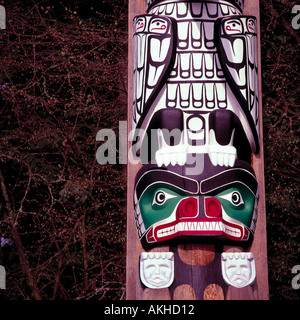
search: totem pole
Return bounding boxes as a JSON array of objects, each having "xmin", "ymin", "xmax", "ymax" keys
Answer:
[{"xmin": 127, "ymin": 0, "xmax": 268, "ymax": 300}]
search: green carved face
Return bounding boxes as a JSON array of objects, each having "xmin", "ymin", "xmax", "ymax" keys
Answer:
[
  {"xmin": 134, "ymin": 163, "xmax": 258, "ymax": 246},
  {"xmin": 137, "ymin": 181, "xmax": 256, "ymax": 244},
  {"xmin": 139, "ymin": 183, "xmax": 193, "ymax": 230}
]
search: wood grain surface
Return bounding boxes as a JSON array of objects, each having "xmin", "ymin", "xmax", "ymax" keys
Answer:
[{"xmin": 126, "ymin": 0, "xmax": 269, "ymax": 300}]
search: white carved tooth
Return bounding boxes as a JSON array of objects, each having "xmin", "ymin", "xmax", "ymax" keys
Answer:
[
  {"xmin": 171, "ymin": 153, "xmax": 177, "ymax": 166},
  {"xmin": 204, "ymin": 53, "xmax": 214, "ymax": 78},
  {"xmin": 167, "ymin": 83, "xmax": 178, "ymax": 107},
  {"xmin": 178, "ymin": 222, "xmax": 182, "ymax": 232},
  {"xmin": 192, "ymin": 53, "xmax": 203, "ymax": 77},
  {"xmin": 166, "ymin": 3, "xmax": 175, "ymax": 15},
  {"xmin": 178, "ymin": 21, "xmax": 189, "ymax": 47},
  {"xmin": 164, "ymin": 152, "xmax": 171, "ymax": 166},
  {"xmin": 179, "ymin": 83, "xmax": 190, "ymax": 108},
  {"xmin": 191, "ymin": 21, "xmax": 201, "ymax": 48},
  {"xmin": 177, "ymin": 2, "xmax": 188, "ymax": 16},
  {"xmin": 203, "ymin": 21, "xmax": 214, "ymax": 48},
  {"xmin": 180, "ymin": 53, "xmax": 191, "ymax": 77},
  {"xmin": 217, "ymin": 153, "xmax": 224, "ymax": 166},
  {"xmin": 210, "ymin": 152, "xmax": 218, "ymax": 166},
  {"xmin": 205, "ymin": 82, "xmax": 215, "ymax": 109},
  {"xmin": 215, "ymin": 82, "xmax": 226, "ymax": 108},
  {"xmin": 229, "ymin": 154, "xmax": 236, "ymax": 167},
  {"xmin": 178, "ymin": 152, "xmax": 187, "ymax": 166},
  {"xmin": 192, "ymin": 83, "xmax": 203, "ymax": 108},
  {"xmin": 156, "ymin": 152, "xmax": 164, "ymax": 167},
  {"xmin": 223, "ymin": 153, "xmax": 229, "ymax": 167},
  {"xmin": 220, "ymin": 4, "xmax": 229, "ymax": 15}
]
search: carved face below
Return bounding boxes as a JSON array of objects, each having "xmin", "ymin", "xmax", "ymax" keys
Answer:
[
  {"xmin": 221, "ymin": 252, "xmax": 256, "ymax": 288},
  {"xmin": 134, "ymin": 156, "xmax": 258, "ymax": 248},
  {"xmin": 140, "ymin": 252, "xmax": 174, "ymax": 289}
]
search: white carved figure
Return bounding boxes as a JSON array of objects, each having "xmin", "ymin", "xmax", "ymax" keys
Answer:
[
  {"xmin": 221, "ymin": 252, "xmax": 256, "ymax": 288},
  {"xmin": 140, "ymin": 252, "xmax": 174, "ymax": 288},
  {"xmin": 132, "ymin": 0, "xmax": 259, "ymax": 168}
]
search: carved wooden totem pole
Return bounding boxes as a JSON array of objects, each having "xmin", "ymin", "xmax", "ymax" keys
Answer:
[{"xmin": 127, "ymin": 0, "xmax": 268, "ymax": 300}]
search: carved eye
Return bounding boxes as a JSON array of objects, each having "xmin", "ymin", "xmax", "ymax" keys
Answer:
[
  {"xmin": 219, "ymin": 191, "xmax": 244, "ymax": 206},
  {"xmin": 135, "ymin": 17, "xmax": 145, "ymax": 33},
  {"xmin": 247, "ymin": 19, "xmax": 256, "ymax": 33},
  {"xmin": 154, "ymin": 191, "xmax": 166, "ymax": 205},
  {"xmin": 152, "ymin": 190, "xmax": 176, "ymax": 206},
  {"xmin": 224, "ymin": 20, "xmax": 243, "ymax": 34},
  {"xmin": 149, "ymin": 18, "xmax": 168, "ymax": 34},
  {"xmin": 231, "ymin": 191, "xmax": 243, "ymax": 205}
]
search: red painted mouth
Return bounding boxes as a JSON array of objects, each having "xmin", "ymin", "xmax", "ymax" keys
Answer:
[{"xmin": 146, "ymin": 218, "xmax": 248, "ymax": 243}]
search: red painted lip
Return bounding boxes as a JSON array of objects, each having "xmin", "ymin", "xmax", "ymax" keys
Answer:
[
  {"xmin": 136, "ymin": 23, "xmax": 144, "ymax": 30},
  {"xmin": 150, "ymin": 25, "xmax": 166, "ymax": 32},
  {"xmin": 146, "ymin": 218, "xmax": 247, "ymax": 243},
  {"xmin": 226, "ymin": 25, "xmax": 241, "ymax": 33}
]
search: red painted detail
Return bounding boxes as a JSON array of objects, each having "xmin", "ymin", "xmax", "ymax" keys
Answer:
[
  {"xmin": 205, "ymin": 197, "xmax": 222, "ymax": 218},
  {"xmin": 177, "ymin": 197, "xmax": 198, "ymax": 218}
]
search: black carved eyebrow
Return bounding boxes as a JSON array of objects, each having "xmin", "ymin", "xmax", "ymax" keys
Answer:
[
  {"xmin": 135, "ymin": 169, "xmax": 198, "ymax": 200},
  {"xmin": 200, "ymin": 168, "xmax": 257, "ymax": 195}
]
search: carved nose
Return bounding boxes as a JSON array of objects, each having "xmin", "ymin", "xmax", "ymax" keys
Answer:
[
  {"xmin": 205, "ymin": 197, "xmax": 222, "ymax": 217},
  {"xmin": 177, "ymin": 197, "xmax": 198, "ymax": 218}
]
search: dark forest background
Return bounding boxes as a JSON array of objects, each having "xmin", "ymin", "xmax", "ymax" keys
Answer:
[{"xmin": 0, "ymin": 0, "xmax": 299, "ymax": 300}]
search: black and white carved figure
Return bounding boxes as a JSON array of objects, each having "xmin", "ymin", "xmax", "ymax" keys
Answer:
[{"xmin": 132, "ymin": 0, "xmax": 259, "ymax": 167}]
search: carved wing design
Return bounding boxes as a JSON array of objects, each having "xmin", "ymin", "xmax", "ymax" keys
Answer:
[
  {"xmin": 217, "ymin": 16, "xmax": 259, "ymax": 153},
  {"xmin": 132, "ymin": 15, "xmax": 176, "ymax": 132}
]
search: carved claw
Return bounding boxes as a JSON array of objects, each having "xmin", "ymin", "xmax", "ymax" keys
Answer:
[
  {"xmin": 156, "ymin": 144, "xmax": 188, "ymax": 167},
  {"xmin": 156, "ymin": 129, "xmax": 188, "ymax": 167},
  {"xmin": 208, "ymin": 129, "xmax": 237, "ymax": 167}
]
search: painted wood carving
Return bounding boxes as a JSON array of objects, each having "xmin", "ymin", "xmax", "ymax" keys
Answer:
[
  {"xmin": 128, "ymin": 0, "xmax": 267, "ymax": 300},
  {"xmin": 221, "ymin": 252, "xmax": 256, "ymax": 288},
  {"xmin": 134, "ymin": 156, "xmax": 258, "ymax": 248},
  {"xmin": 140, "ymin": 252, "xmax": 174, "ymax": 288}
]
